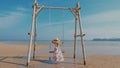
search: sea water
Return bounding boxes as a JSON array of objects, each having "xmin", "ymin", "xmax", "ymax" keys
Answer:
[{"xmin": 2, "ymin": 40, "xmax": 120, "ymax": 56}]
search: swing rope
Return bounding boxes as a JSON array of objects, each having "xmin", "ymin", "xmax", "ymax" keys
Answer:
[{"xmin": 61, "ymin": 11, "xmax": 65, "ymax": 46}]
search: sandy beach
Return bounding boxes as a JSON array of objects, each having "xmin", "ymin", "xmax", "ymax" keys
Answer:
[{"xmin": 0, "ymin": 41, "xmax": 120, "ymax": 68}]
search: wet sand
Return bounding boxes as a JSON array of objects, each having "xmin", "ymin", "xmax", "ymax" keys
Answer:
[{"xmin": 0, "ymin": 42, "xmax": 120, "ymax": 68}]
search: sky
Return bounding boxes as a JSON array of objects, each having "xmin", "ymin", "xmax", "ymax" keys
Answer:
[{"xmin": 0, "ymin": 0, "xmax": 120, "ymax": 40}]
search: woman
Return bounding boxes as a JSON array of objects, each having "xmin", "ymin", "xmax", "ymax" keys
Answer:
[{"xmin": 52, "ymin": 38, "xmax": 64, "ymax": 63}]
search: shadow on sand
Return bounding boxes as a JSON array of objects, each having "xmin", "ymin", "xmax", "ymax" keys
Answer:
[
  {"xmin": 34, "ymin": 57, "xmax": 54, "ymax": 64},
  {"xmin": 0, "ymin": 56, "xmax": 26, "ymax": 66}
]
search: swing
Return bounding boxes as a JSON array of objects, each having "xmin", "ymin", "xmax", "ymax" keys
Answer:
[
  {"xmin": 27, "ymin": 1, "xmax": 87, "ymax": 65},
  {"xmin": 49, "ymin": 10, "xmax": 65, "ymax": 53}
]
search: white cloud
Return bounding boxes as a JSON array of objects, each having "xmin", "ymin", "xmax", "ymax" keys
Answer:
[
  {"xmin": 38, "ymin": 19, "xmax": 74, "ymax": 28},
  {"xmin": 0, "ymin": 7, "xmax": 28, "ymax": 29},
  {"xmin": 83, "ymin": 10, "xmax": 120, "ymax": 24},
  {"xmin": 0, "ymin": 12, "xmax": 24, "ymax": 28},
  {"xmin": 82, "ymin": 10, "xmax": 120, "ymax": 39},
  {"xmin": 84, "ymin": 26, "xmax": 120, "ymax": 40},
  {"xmin": 16, "ymin": 7, "xmax": 29, "ymax": 12}
]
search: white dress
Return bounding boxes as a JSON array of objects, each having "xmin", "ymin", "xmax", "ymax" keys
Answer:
[{"xmin": 53, "ymin": 46, "xmax": 64, "ymax": 63}]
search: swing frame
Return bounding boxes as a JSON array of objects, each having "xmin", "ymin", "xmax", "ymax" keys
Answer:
[{"xmin": 27, "ymin": 0, "xmax": 86, "ymax": 66}]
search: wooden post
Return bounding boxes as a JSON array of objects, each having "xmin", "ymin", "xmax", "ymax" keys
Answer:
[
  {"xmin": 76, "ymin": 2, "xmax": 86, "ymax": 65},
  {"xmin": 33, "ymin": 15, "xmax": 37, "ymax": 60},
  {"xmin": 73, "ymin": 17, "xmax": 77, "ymax": 59},
  {"xmin": 27, "ymin": 0, "xmax": 37, "ymax": 66}
]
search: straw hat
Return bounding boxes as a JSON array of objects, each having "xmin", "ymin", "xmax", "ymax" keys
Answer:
[{"xmin": 52, "ymin": 38, "xmax": 60, "ymax": 45}]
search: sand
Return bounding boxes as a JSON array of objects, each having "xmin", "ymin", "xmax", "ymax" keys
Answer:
[{"xmin": 0, "ymin": 42, "xmax": 120, "ymax": 68}]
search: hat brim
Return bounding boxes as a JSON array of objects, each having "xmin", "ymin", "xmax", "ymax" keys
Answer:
[{"xmin": 52, "ymin": 39, "xmax": 60, "ymax": 44}]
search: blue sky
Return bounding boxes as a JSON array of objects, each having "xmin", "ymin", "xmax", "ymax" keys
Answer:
[{"xmin": 0, "ymin": 0, "xmax": 120, "ymax": 40}]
